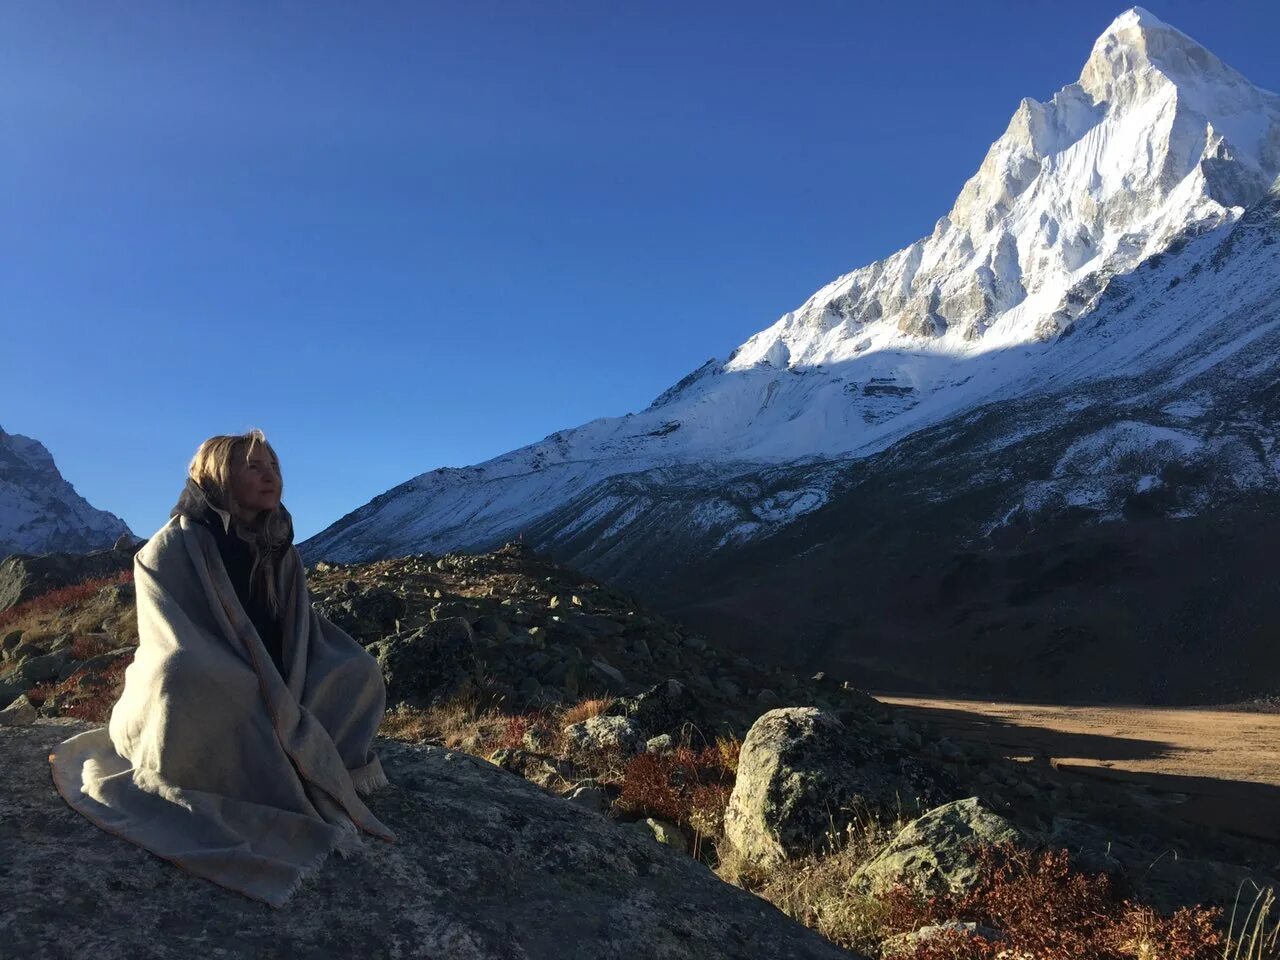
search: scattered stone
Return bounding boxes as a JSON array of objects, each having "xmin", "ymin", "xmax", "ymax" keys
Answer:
[
  {"xmin": 881, "ymin": 922, "xmax": 1004, "ymax": 952},
  {"xmin": 313, "ymin": 586, "xmax": 406, "ymax": 645},
  {"xmin": 373, "ymin": 617, "xmax": 481, "ymax": 708},
  {"xmin": 852, "ymin": 797, "xmax": 1025, "ymax": 896},
  {"xmin": 562, "ymin": 715, "xmax": 646, "ymax": 758},
  {"xmin": 604, "ymin": 679, "xmax": 702, "ymax": 740},
  {"xmin": 628, "ymin": 817, "xmax": 691, "ymax": 853},
  {"xmin": 0, "ymin": 693, "xmax": 36, "ymax": 726}
]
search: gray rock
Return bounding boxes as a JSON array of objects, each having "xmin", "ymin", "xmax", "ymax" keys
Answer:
[
  {"xmin": 431, "ymin": 600, "xmax": 480, "ymax": 623},
  {"xmin": 487, "ymin": 748, "xmax": 575, "ymax": 791},
  {"xmin": 881, "ymin": 922, "xmax": 1003, "ymax": 952},
  {"xmin": 565, "ymin": 780, "xmax": 611, "ymax": 815},
  {"xmin": 6, "ymin": 718, "xmax": 857, "ymax": 959},
  {"xmin": 604, "ymin": 679, "xmax": 702, "ymax": 740},
  {"xmin": 0, "ymin": 676, "xmax": 30, "ymax": 707},
  {"xmin": 521, "ymin": 726, "xmax": 558, "ymax": 754},
  {"xmin": 0, "ymin": 546, "xmax": 133, "ymax": 614},
  {"xmin": 9, "ymin": 641, "xmax": 48, "ymax": 664},
  {"xmin": 714, "ymin": 677, "xmax": 742, "ymax": 698},
  {"xmin": 374, "ymin": 616, "xmax": 481, "ymax": 708},
  {"xmin": 646, "ymin": 734, "xmax": 674, "ymax": 754},
  {"xmin": 562, "ymin": 715, "xmax": 646, "ymax": 758},
  {"xmin": 723, "ymin": 707, "xmax": 956, "ymax": 870},
  {"xmin": 851, "ymin": 797, "xmax": 1024, "ymax": 896},
  {"xmin": 557, "ymin": 613, "xmax": 624, "ymax": 638},
  {"xmin": 628, "ymin": 817, "xmax": 691, "ymax": 853},
  {"xmin": 19, "ymin": 650, "xmax": 70, "ymax": 684},
  {"xmin": 472, "ymin": 615, "xmax": 511, "ymax": 640},
  {"xmin": 587, "ymin": 658, "xmax": 627, "ymax": 692},
  {"xmin": 314, "ymin": 586, "xmax": 406, "ymax": 645},
  {"xmin": 0, "ymin": 693, "xmax": 36, "ymax": 726},
  {"xmin": 2, "ymin": 629, "xmax": 25, "ymax": 659}
]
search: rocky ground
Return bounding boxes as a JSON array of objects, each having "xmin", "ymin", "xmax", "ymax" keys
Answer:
[{"xmin": 2, "ymin": 540, "xmax": 1278, "ymax": 956}]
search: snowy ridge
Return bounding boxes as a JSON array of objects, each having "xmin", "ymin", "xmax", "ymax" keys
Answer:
[
  {"xmin": 726, "ymin": 6, "xmax": 1280, "ymax": 368},
  {"xmin": 302, "ymin": 8, "xmax": 1280, "ymax": 565},
  {"xmin": 0, "ymin": 426, "xmax": 135, "ymax": 557}
]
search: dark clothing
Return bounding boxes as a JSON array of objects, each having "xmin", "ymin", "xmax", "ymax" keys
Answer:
[{"xmin": 169, "ymin": 478, "xmax": 294, "ymax": 681}]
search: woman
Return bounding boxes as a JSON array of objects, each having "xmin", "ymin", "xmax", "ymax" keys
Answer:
[{"xmin": 48, "ymin": 428, "xmax": 397, "ymax": 909}]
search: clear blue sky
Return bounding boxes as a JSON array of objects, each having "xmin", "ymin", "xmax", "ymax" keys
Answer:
[{"xmin": 3, "ymin": 1, "xmax": 1278, "ymax": 543}]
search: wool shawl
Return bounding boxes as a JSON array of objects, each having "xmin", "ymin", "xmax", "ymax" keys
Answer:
[
  {"xmin": 170, "ymin": 479, "xmax": 290, "ymax": 680},
  {"xmin": 47, "ymin": 509, "xmax": 397, "ymax": 908}
]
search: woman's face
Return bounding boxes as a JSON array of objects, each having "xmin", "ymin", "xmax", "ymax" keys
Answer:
[{"xmin": 230, "ymin": 446, "xmax": 282, "ymax": 517}]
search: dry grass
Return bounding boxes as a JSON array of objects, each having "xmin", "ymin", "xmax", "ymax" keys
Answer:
[
  {"xmin": 0, "ymin": 570, "xmax": 134, "ymax": 634},
  {"xmin": 560, "ymin": 696, "xmax": 613, "ymax": 727},
  {"xmin": 378, "ymin": 687, "xmax": 617, "ymax": 761},
  {"xmin": 714, "ymin": 808, "xmax": 910, "ymax": 954},
  {"xmin": 1225, "ymin": 883, "xmax": 1280, "ymax": 959}
]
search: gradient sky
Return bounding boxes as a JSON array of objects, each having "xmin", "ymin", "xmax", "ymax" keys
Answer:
[{"xmin": 4, "ymin": 1, "xmax": 1278, "ymax": 543}]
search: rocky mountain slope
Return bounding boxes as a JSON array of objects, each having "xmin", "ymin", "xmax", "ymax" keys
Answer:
[
  {"xmin": 4, "ymin": 544, "xmax": 1277, "ymax": 955},
  {"xmin": 0, "ymin": 425, "xmax": 134, "ymax": 557}
]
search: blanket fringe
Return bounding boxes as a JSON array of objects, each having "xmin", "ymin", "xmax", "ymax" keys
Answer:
[{"xmin": 349, "ymin": 752, "xmax": 390, "ymax": 797}]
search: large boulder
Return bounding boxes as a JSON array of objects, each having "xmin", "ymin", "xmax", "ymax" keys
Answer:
[
  {"xmin": 6, "ymin": 718, "xmax": 859, "ymax": 959},
  {"xmin": 723, "ymin": 707, "xmax": 956, "ymax": 869},
  {"xmin": 603, "ymin": 679, "xmax": 704, "ymax": 740},
  {"xmin": 313, "ymin": 585, "xmax": 406, "ymax": 646},
  {"xmin": 370, "ymin": 617, "xmax": 481, "ymax": 708},
  {"xmin": 0, "ymin": 541, "xmax": 138, "ymax": 614},
  {"xmin": 851, "ymin": 797, "xmax": 1025, "ymax": 896}
]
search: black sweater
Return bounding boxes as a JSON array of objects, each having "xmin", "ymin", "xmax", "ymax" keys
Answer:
[{"xmin": 170, "ymin": 480, "xmax": 291, "ymax": 681}]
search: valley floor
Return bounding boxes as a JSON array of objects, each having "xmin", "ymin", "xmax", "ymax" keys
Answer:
[{"xmin": 877, "ymin": 695, "xmax": 1280, "ymax": 844}]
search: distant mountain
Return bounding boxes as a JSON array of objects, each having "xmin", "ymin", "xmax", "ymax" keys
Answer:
[
  {"xmin": 301, "ymin": 8, "xmax": 1280, "ymax": 703},
  {"xmin": 0, "ymin": 425, "xmax": 134, "ymax": 557}
]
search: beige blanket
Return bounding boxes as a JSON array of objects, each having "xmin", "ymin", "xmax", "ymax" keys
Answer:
[{"xmin": 48, "ymin": 515, "xmax": 397, "ymax": 908}]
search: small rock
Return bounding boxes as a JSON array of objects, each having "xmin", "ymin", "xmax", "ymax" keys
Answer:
[
  {"xmin": 628, "ymin": 817, "xmax": 690, "ymax": 853},
  {"xmin": 0, "ymin": 694, "xmax": 36, "ymax": 726},
  {"xmin": 646, "ymin": 734, "xmax": 674, "ymax": 754}
]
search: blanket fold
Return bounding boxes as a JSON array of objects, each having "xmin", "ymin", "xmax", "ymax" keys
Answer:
[{"xmin": 48, "ymin": 513, "xmax": 396, "ymax": 908}]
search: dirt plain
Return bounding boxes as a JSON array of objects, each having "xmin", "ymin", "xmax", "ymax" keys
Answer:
[{"xmin": 877, "ymin": 695, "xmax": 1280, "ymax": 845}]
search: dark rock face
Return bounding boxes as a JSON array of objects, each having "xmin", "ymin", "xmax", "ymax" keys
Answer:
[
  {"xmin": 312, "ymin": 584, "xmax": 407, "ymax": 646},
  {"xmin": 0, "ymin": 541, "xmax": 138, "ymax": 614},
  {"xmin": 604, "ymin": 679, "xmax": 706, "ymax": 740},
  {"xmin": 6, "ymin": 718, "xmax": 861, "ymax": 960},
  {"xmin": 370, "ymin": 616, "xmax": 482, "ymax": 709}
]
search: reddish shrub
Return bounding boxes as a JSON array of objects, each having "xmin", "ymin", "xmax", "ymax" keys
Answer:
[
  {"xmin": 616, "ymin": 741, "xmax": 736, "ymax": 833},
  {"xmin": 0, "ymin": 569, "xmax": 134, "ymax": 631},
  {"xmin": 495, "ymin": 712, "xmax": 535, "ymax": 750},
  {"xmin": 24, "ymin": 654, "xmax": 132, "ymax": 723},
  {"xmin": 880, "ymin": 842, "xmax": 1224, "ymax": 960},
  {"xmin": 64, "ymin": 656, "xmax": 131, "ymax": 722},
  {"xmin": 69, "ymin": 633, "xmax": 116, "ymax": 661}
]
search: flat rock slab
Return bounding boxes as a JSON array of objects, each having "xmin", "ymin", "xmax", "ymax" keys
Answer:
[{"xmin": 3, "ymin": 719, "xmax": 860, "ymax": 959}]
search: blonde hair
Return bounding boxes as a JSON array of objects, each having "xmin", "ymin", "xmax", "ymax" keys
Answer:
[{"xmin": 187, "ymin": 427, "xmax": 292, "ymax": 616}]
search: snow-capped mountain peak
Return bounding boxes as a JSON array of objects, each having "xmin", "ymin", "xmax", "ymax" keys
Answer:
[
  {"xmin": 724, "ymin": 6, "xmax": 1280, "ymax": 373},
  {"xmin": 0, "ymin": 425, "xmax": 135, "ymax": 557},
  {"xmin": 302, "ymin": 9, "xmax": 1280, "ymax": 567}
]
